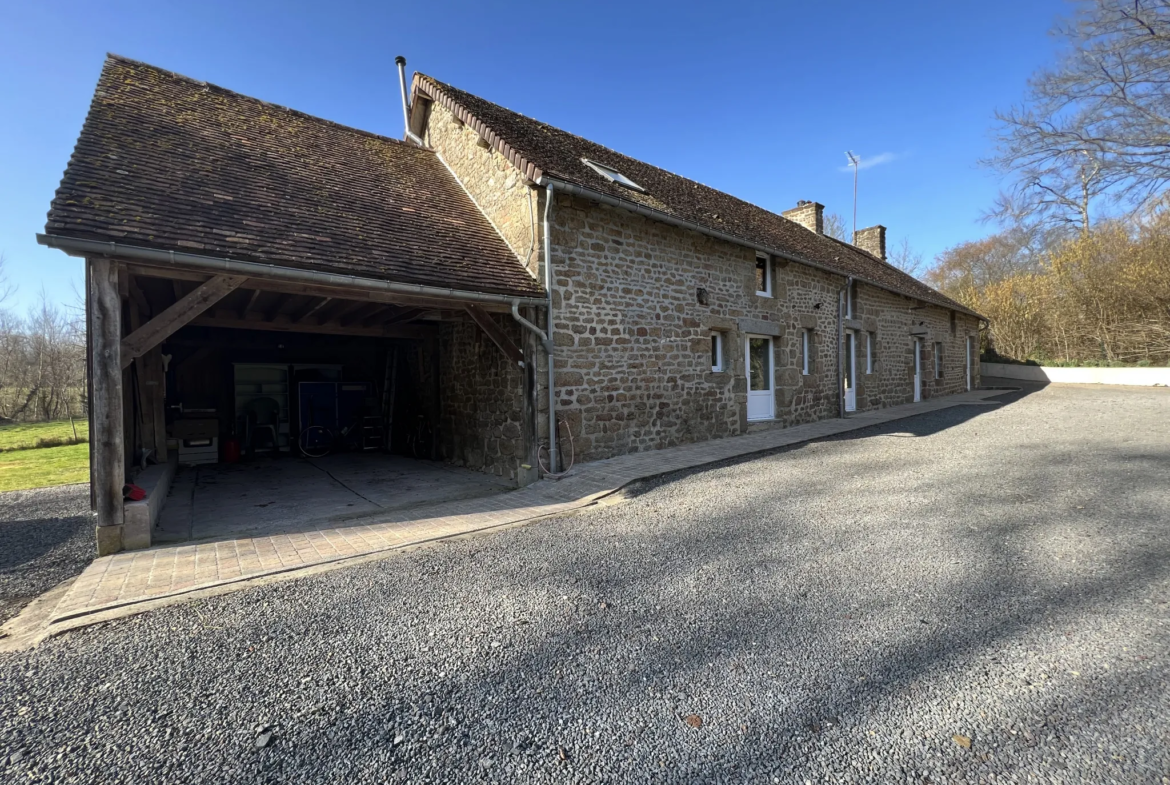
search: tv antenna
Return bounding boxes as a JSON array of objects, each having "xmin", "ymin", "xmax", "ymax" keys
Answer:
[{"xmin": 845, "ymin": 151, "xmax": 859, "ymax": 240}]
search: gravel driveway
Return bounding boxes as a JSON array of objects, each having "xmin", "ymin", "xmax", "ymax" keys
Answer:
[
  {"xmin": 2, "ymin": 384, "xmax": 1168, "ymax": 784},
  {"xmin": 0, "ymin": 484, "xmax": 93, "ymax": 624}
]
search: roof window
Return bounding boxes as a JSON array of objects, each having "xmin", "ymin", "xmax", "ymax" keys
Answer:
[{"xmin": 581, "ymin": 159, "xmax": 645, "ymax": 192}]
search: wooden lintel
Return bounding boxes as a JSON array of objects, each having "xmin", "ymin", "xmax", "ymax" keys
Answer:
[
  {"xmin": 121, "ymin": 275, "xmax": 247, "ymax": 368},
  {"xmin": 189, "ymin": 313, "xmax": 433, "ymax": 340},
  {"xmin": 122, "ymin": 264, "xmax": 513, "ymax": 313},
  {"xmin": 464, "ymin": 304, "xmax": 524, "ymax": 366}
]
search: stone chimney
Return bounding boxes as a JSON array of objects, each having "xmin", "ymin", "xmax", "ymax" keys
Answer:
[
  {"xmin": 782, "ymin": 200, "xmax": 824, "ymax": 235},
  {"xmin": 853, "ymin": 225, "xmax": 887, "ymax": 260}
]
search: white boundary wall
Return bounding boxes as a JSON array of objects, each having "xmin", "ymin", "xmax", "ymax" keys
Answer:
[{"xmin": 982, "ymin": 362, "xmax": 1170, "ymax": 387}]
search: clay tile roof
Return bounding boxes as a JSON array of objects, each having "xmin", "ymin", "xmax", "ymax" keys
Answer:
[
  {"xmin": 45, "ymin": 55, "xmax": 544, "ymax": 299},
  {"xmin": 415, "ymin": 73, "xmax": 979, "ymax": 317}
]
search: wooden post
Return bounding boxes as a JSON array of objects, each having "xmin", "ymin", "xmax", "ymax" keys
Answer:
[{"xmin": 89, "ymin": 258, "xmax": 125, "ymax": 555}]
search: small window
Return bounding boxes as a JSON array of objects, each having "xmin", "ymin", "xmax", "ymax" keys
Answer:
[
  {"xmin": 711, "ymin": 332, "xmax": 724, "ymax": 372},
  {"xmin": 581, "ymin": 159, "xmax": 645, "ymax": 192},
  {"xmin": 801, "ymin": 329, "xmax": 812, "ymax": 375},
  {"xmin": 755, "ymin": 254, "xmax": 772, "ymax": 297},
  {"xmin": 934, "ymin": 342, "xmax": 944, "ymax": 379},
  {"xmin": 866, "ymin": 331, "xmax": 875, "ymax": 374},
  {"xmin": 950, "ymin": 310, "xmax": 957, "ymax": 335}
]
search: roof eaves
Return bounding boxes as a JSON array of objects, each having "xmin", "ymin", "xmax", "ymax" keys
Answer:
[
  {"xmin": 416, "ymin": 73, "xmax": 984, "ymax": 322},
  {"xmin": 414, "ymin": 74, "xmax": 543, "ymax": 185}
]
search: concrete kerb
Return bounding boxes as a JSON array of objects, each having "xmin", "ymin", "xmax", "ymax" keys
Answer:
[{"xmin": 8, "ymin": 388, "xmax": 1012, "ymax": 647}]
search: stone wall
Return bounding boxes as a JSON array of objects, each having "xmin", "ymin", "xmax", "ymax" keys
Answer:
[
  {"xmin": 438, "ymin": 315, "xmax": 528, "ymax": 484},
  {"xmin": 423, "ymin": 100, "xmax": 540, "ymax": 278},
  {"xmin": 421, "ymin": 103, "xmax": 981, "ymax": 469}
]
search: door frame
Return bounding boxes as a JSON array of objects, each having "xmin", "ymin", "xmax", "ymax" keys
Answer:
[
  {"xmin": 844, "ymin": 329, "xmax": 857, "ymax": 413},
  {"xmin": 966, "ymin": 335, "xmax": 973, "ymax": 391},
  {"xmin": 745, "ymin": 334, "xmax": 775, "ymax": 421},
  {"xmin": 913, "ymin": 338, "xmax": 922, "ymax": 402}
]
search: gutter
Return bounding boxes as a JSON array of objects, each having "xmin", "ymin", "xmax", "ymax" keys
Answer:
[
  {"xmin": 536, "ymin": 176, "xmax": 981, "ymax": 320},
  {"xmin": 37, "ymin": 234, "xmax": 548, "ymax": 308}
]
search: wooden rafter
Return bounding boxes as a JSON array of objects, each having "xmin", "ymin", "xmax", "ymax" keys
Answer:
[
  {"xmin": 121, "ymin": 275, "xmax": 247, "ymax": 368},
  {"xmin": 341, "ymin": 302, "xmax": 386, "ymax": 327},
  {"xmin": 238, "ymin": 289, "xmax": 263, "ymax": 319},
  {"xmin": 293, "ymin": 296, "xmax": 332, "ymax": 324},
  {"xmin": 189, "ymin": 313, "xmax": 433, "ymax": 339},
  {"xmin": 464, "ymin": 304, "xmax": 524, "ymax": 366},
  {"xmin": 366, "ymin": 306, "xmax": 422, "ymax": 328},
  {"xmin": 124, "ymin": 264, "xmax": 514, "ymax": 313},
  {"xmin": 264, "ymin": 294, "xmax": 290, "ymax": 322}
]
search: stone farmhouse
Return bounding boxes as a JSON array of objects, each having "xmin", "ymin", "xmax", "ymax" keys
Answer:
[{"xmin": 41, "ymin": 55, "xmax": 982, "ymax": 555}]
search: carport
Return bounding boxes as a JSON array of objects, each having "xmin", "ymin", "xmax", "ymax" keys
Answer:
[{"xmin": 38, "ymin": 55, "xmax": 551, "ymax": 555}]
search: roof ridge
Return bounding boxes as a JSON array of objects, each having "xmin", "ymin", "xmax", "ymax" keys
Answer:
[
  {"xmin": 413, "ymin": 70, "xmax": 980, "ymax": 318},
  {"xmin": 104, "ymin": 54, "xmax": 418, "ymax": 152}
]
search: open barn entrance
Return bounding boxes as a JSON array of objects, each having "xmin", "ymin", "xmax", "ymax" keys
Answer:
[{"xmin": 100, "ymin": 263, "xmax": 538, "ymax": 550}]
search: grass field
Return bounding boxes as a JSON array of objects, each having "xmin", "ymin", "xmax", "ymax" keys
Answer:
[{"xmin": 0, "ymin": 420, "xmax": 90, "ymax": 492}]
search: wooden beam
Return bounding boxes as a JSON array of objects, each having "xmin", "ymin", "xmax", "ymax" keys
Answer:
[
  {"xmin": 341, "ymin": 302, "xmax": 386, "ymax": 327},
  {"xmin": 292, "ymin": 296, "xmax": 332, "ymax": 324},
  {"xmin": 189, "ymin": 313, "xmax": 433, "ymax": 339},
  {"xmin": 264, "ymin": 294, "xmax": 290, "ymax": 322},
  {"xmin": 122, "ymin": 263, "xmax": 515, "ymax": 313},
  {"xmin": 323, "ymin": 299, "xmax": 369, "ymax": 325},
  {"xmin": 127, "ymin": 275, "xmax": 152, "ymax": 318},
  {"xmin": 465, "ymin": 304, "xmax": 524, "ymax": 366},
  {"xmin": 366, "ymin": 306, "xmax": 423, "ymax": 328},
  {"xmin": 120, "ymin": 275, "xmax": 246, "ymax": 369},
  {"xmin": 238, "ymin": 289, "xmax": 262, "ymax": 319},
  {"xmin": 89, "ymin": 258, "xmax": 125, "ymax": 551}
]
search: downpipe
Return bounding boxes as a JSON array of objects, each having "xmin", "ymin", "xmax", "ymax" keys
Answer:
[{"xmin": 543, "ymin": 183, "xmax": 558, "ymax": 473}]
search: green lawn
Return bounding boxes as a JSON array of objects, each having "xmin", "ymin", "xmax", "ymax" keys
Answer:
[
  {"xmin": 0, "ymin": 421, "xmax": 90, "ymax": 492},
  {"xmin": 0, "ymin": 419, "xmax": 89, "ymax": 451}
]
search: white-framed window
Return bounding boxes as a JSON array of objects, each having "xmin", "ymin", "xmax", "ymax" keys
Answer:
[
  {"xmin": 801, "ymin": 329, "xmax": 812, "ymax": 375},
  {"xmin": 581, "ymin": 159, "xmax": 645, "ymax": 192},
  {"xmin": 710, "ymin": 332, "xmax": 724, "ymax": 372},
  {"xmin": 934, "ymin": 342, "xmax": 944, "ymax": 379},
  {"xmin": 866, "ymin": 331, "xmax": 874, "ymax": 374},
  {"xmin": 755, "ymin": 253, "xmax": 772, "ymax": 297}
]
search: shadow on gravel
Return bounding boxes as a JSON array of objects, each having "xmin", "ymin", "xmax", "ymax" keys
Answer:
[
  {"xmin": 391, "ymin": 427, "xmax": 1169, "ymax": 779},
  {"xmin": 620, "ymin": 383, "xmax": 1048, "ymax": 501}
]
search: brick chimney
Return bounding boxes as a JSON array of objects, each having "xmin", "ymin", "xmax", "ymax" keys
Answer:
[
  {"xmin": 854, "ymin": 225, "xmax": 887, "ymax": 260},
  {"xmin": 782, "ymin": 200, "xmax": 824, "ymax": 235}
]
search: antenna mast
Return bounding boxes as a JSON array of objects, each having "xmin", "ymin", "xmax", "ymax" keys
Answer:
[{"xmin": 845, "ymin": 151, "xmax": 859, "ymax": 239}]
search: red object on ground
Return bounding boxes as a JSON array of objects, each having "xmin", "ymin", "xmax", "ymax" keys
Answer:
[
  {"xmin": 122, "ymin": 483, "xmax": 146, "ymax": 501},
  {"xmin": 222, "ymin": 438, "xmax": 240, "ymax": 464}
]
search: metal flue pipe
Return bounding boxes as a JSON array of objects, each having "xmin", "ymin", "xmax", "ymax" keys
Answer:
[{"xmin": 395, "ymin": 56, "xmax": 426, "ymax": 147}]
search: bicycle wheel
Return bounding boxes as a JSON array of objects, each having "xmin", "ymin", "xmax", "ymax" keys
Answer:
[{"xmin": 299, "ymin": 425, "xmax": 333, "ymax": 458}]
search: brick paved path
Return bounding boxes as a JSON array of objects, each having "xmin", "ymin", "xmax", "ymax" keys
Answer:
[{"xmin": 39, "ymin": 389, "xmax": 1005, "ymax": 632}]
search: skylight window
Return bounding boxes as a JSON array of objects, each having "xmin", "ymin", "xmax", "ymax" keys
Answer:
[{"xmin": 581, "ymin": 159, "xmax": 645, "ymax": 192}]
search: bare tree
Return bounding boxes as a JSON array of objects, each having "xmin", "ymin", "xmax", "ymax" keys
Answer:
[
  {"xmin": 824, "ymin": 212, "xmax": 850, "ymax": 242},
  {"xmin": 888, "ymin": 238, "xmax": 926, "ymax": 278},
  {"xmin": 0, "ymin": 253, "xmax": 14, "ymax": 308},
  {"xmin": 989, "ymin": 1, "xmax": 1170, "ymax": 231}
]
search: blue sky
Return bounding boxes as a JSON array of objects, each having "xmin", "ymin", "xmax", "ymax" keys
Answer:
[{"xmin": 0, "ymin": 0, "xmax": 1068, "ymax": 312}]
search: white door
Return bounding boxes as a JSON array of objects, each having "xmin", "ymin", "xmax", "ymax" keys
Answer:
[
  {"xmin": 966, "ymin": 336, "xmax": 973, "ymax": 391},
  {"xmin": 746, "ymin": 335, "xmax": 774, "ymax": 421},
  {"xmin": 913, "ymin": 338, "xmax": 922, "ymax": 402},
  {"xmin": 844, "ymin": 330, "xmax": 857, "ymax": 412}
]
